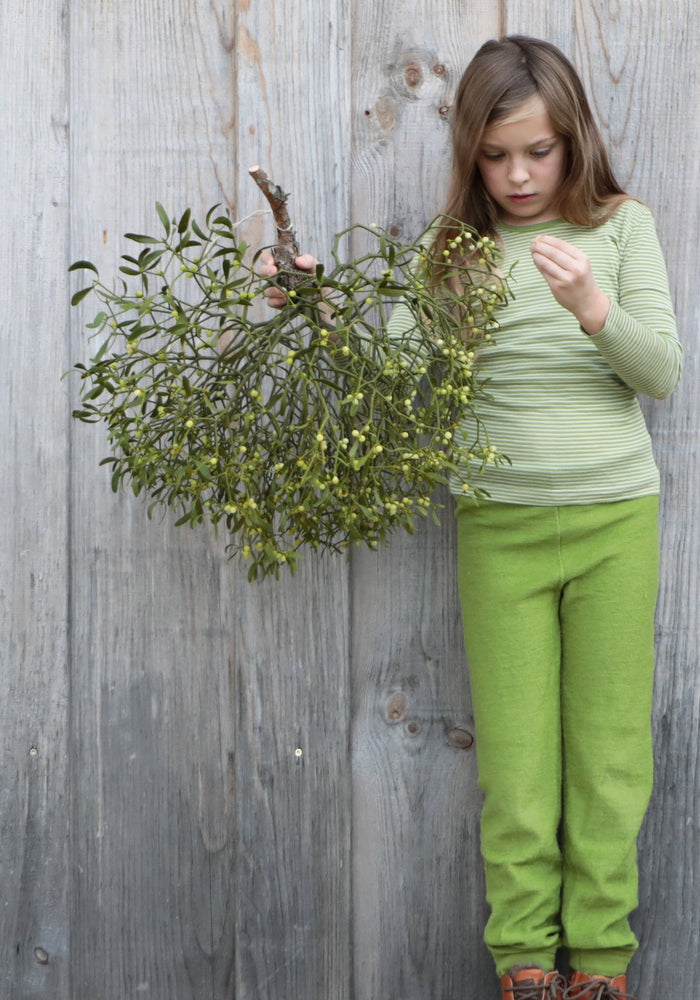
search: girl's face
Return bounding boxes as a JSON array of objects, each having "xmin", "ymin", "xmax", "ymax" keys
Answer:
[{"xmin": 476, "ymin": 94, "xmax": 567, "ymax": 226}]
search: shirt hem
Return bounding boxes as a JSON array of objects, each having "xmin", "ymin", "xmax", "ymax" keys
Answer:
[{"xmin": 450, "ymin": 486, "xmax": 661, "ymax": 507}]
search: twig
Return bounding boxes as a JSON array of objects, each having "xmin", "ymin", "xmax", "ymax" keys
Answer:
[{"xmin": 249, "ymin": 165, "xmax": 305, "ymax": 289}]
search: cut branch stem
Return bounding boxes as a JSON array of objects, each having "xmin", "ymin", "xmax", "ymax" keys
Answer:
[{"xmin": 249, "ymin": 165, "xmax": 304, "ymax": 288}]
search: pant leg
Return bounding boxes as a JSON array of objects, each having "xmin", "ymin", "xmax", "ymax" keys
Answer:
[
  {"xmin": 558, "ymin": 496, "xmax": 659, "ymax": 976},
  {"xmin": 456, "ymin": 499, "xmax": 564, "ymax": 974}
]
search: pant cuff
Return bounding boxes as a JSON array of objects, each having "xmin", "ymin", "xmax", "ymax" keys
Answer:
[
  {"xmin": 568, "ymin": 947, "xmax": 634, "ymax": 978},
  {"xmin": 494, "ymin": 951, "xmax": 559, "ymax": 977}
]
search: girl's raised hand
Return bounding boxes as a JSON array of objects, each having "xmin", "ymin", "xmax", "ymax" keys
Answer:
[
  {"xmin": 530, "ymin": 235, "xmax": 611, "ymax": 335},
  {"xmin": 259, "ymin": 250, "xmax": 319, "ymax": 310}
]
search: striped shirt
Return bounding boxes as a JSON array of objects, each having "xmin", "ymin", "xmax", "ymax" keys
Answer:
[{"xmin": 388, "ymin": 198, "xmax": 682, "ymax": 505}]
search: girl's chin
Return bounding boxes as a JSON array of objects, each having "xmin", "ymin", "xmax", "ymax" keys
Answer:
[{"xmin": 498, "ymin": 198, "xmax": 561, "ymax": 226}]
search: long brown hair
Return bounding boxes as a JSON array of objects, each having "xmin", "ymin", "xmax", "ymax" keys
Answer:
[{"xmin": 434, "ymin": 36, "xmax": 627, "ymax": 257}]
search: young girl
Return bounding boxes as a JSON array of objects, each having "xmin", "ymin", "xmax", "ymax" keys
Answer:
[{"xmin": 262, "ymin": 35, "xmax": 681, "ymax": 1000}]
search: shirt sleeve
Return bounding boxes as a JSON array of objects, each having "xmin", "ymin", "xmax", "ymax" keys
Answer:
[
  {"xmin": 385, "ymin": 298, "xmax": 419, "ymax": 341},
  {"xmin": 380, "ymin": 293, "xmax": 431, "ymax": 371},
  {"xmin": 588, "ymin": 202, "xmax": 682, "ymax": 399}
]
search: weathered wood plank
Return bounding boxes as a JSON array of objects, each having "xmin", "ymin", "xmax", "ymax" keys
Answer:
[
  {"xmin": 69, "ymin": 3, "xmax": 239, "ymax": 997},
  {"xmin": 451, "ymin": 4, "xmax": 700, "ymax": 994},
  {"xmin": 573, "ymin": 3, "xmax": 700, "ymax": 993},
  {"xmin": 351, "ymin": 3, "xmax": 700, "ymax": 995},
  {"xmin": 503, "ymin": 3, "xmax": 573, "ymax": 51},
  {"xmin": 351, "ymin": 0, "xmax": 498, "ymax": 239},
  {"xmin": 349, "ymin": 6, "xmax": 500, "ymax": 998},
  {"xmin": 0, "ymin": 3, "xmax": 70, "ymax": 997},
  {"xmin": 231, "ymin": 4, "xmax": 353, "ymax": 999},
  {"xmin": 227, "ymin": 563, "xmax": 352, "ymax": 1000}
]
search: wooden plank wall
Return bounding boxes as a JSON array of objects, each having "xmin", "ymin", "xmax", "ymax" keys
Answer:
[{"xmin": 0, "ymin": 2, "xmax": 696, "ymax": 998}]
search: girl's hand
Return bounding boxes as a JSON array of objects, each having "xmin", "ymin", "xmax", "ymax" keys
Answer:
[
  {"xmin": 530, "ymin": 235, "xmax": 611, "ymax": 335},
  {"xmin": 259, "ymin": 250, "xmax": 338, "ymax": 337},
  {"xmin": 259, "ymin": 250, "xmax": 318, "ymax": 309}
]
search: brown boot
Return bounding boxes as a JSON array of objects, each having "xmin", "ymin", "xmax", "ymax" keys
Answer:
[
  {"xmin": 501, "ymin": 966, "xmax": 566, "ymax": 1000},
  {"xmin": 564, "ymin": 971, "xmax": 633, "ymax": 1000}
]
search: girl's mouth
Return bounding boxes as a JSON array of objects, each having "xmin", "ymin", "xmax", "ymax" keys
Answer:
[{"xmin": 509, "ymin": 194, "xmax": 536, "ymax": 202}]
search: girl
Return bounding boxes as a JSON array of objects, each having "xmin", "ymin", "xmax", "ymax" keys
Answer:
[{"xmin": 262, "ymin": 35, "xmax": 681, "ymax": 1000}]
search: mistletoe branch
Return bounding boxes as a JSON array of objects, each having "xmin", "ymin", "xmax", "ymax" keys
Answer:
[
  {"xmin": 69, "ymin": 192, "xmax": 510, "ymax": 581},
  {"xmin": 249, "ymin": 165, "xmax": 305, "ymax": 288}
]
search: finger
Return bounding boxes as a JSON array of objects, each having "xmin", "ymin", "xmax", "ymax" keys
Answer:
[
  {"xmin": 531, "ymin": 255, "xmax": 562, "ymax": 280},
  {"xmin": 530, "ymin": 234, "xmax": 579, "ymax": 254},
  {"xmin": 531, "ymin": 244, "xmax": 568, "ymax": 267},
  {"xmin": 258, "ymin": 250, "xmax": 278, "ymax": 278},
  {"xmin": 263, "ymin": 288, "xmax": 288, "ymax": 310},
  {"xmin": 531, "ymin": 251, "xmax": 571, "ymax": 284},
  {"xmin": 533, "ymin": 257, "xmax": 576, "ymax": 285},
  {"xmin": 531, "ymin": 245, "xmax": 588, "ymax": 280},
  {"xmin": 531, "ymin": 240, "xmax": 574, "ymax": 264},
  {"xmin": 531, "ymin": 237, "xmax": 586, "ymax": 268},
  {"xmin": 295, "ymin": 254, "xmax": 318, "ymax": 271}
]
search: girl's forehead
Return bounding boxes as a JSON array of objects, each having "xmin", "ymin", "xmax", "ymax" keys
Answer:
[
  {"xmin": 482, "ymin": 94, "xmax": 557, "ymax": 145},
  {"xmin": 485, "ymin": 94, "xmax": 549, "ymax": 132}
]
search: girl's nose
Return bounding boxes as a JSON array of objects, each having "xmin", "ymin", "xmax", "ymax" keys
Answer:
[{"xmin": 508, "ymin": 160, "xmax": 530, "ymax": 184}]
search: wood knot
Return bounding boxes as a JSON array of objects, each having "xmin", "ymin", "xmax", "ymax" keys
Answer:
[
  {"xmin": 403, "ymin": 63, "xmax": 423, "ymax": 88},
  {"xmin": 386, "ymin": 692, "xmax": 407, "ymax": 723},
  {"xmin": 446, "ymin": 727, "xmax": 474, "ymax": 750},
  {"xmin": 373, "ymin": 95, "xmax": 396, "ymax": 133},
  {"xmin": 433, "ymin": 63, "xmax": 446, "ymax": 76}
]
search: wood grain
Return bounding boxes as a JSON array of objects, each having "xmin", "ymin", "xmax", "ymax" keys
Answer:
[
  {"xmin": 0, "ymin": 2, "xmax": 70, "ymax": 996},
  {"xmin": 349, "ymin": 5, "xmax": 499, "ymax": 998},
  {"xmin": 68, "ymin": 2, "xmax": 239, "ymax": 997},
  {"xmin": 0, "ymin": 1, "xmax": 697, "ymax": 998},
  {"xmin": 232, "ymin": 3, "xmax": 353, "ymax": 1000},
  {"xmin": 503, "ymin": 3, "xmax": 574, "ymax": 51},
  {"xmin": 575, "ymin": 6, "xmax": 700, "ymax": 990}
]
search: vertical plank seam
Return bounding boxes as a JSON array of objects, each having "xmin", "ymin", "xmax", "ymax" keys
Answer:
[
  {"xmin": 65, "ymin": 1, "xmax": 75, "ymax": 996},
  {"xmin": 342, "ymin": 5, "xmax": 357, "ymax": 997}
]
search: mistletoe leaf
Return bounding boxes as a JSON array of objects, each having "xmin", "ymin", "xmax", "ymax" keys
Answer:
[
  {"xmin": 71, "ymin": 286, "xmax": 94, "ymax": 306},
  {"xmin": 156, "ymin": 202, "xmax": 171, "ymax": 234},
  {"xmin": 125, "ymin": 233, "xmax": 158, "ymax": 245},
  {"xmin": 69, "ymin": 260, "xmax": 99, "ymax": 275}
]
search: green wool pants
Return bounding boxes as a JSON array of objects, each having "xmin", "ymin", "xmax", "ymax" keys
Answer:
[{"xmin": 455, "ymin": 495, "xmax": 659, "ymax": 977}]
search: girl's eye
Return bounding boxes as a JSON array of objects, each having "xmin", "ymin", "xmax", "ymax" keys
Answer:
[
  {"xmin": 482, "ymin": 152, "xmax": 504, "ymax": 161},
  {"xmin": 532, "ymin": 147, "xmax": 553, "ymax": 158}
]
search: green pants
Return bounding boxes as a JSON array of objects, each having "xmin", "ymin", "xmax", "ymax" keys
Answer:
[{"xmin": 455, "ymin": 496, "xmax": 659, "ymax": 977}]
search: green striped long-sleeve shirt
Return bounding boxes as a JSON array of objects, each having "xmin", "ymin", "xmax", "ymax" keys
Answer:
[{"xmin": 388, "ymin": 198, "xmax": 682, "ymax": 505}]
